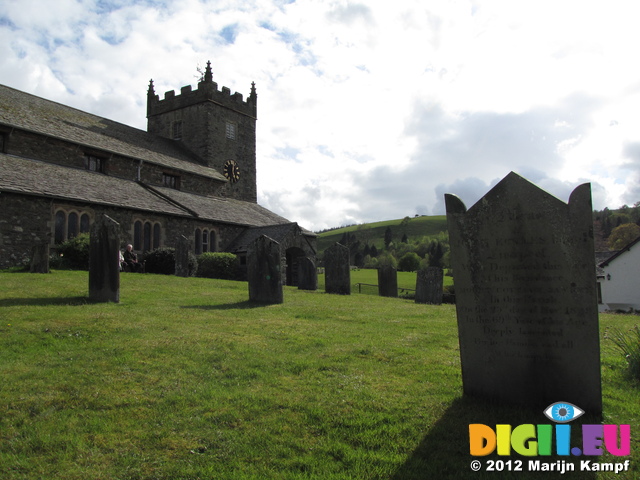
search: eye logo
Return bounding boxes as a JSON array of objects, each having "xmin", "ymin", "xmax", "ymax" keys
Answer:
[{"xmin": 543, "ymin": 402, "xmax": 585, "ymax": 423}]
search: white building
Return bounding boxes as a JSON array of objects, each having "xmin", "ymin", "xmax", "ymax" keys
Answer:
[{"xmin": 598, "ymin": 236, "xmax": 640, "ymax": 313}]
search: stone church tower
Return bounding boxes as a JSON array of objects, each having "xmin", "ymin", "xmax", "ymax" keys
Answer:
[{"xmin": 146, "ymin": 61, "xmax": 257, "ymax": 202}]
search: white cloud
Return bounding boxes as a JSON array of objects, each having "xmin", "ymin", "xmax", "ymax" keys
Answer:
[{"xmin": 1, "ymin": 0, "xmax": 639, "ymax": 231}]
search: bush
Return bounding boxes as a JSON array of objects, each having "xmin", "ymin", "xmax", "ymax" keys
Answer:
[
  {"xmin": 608, "ymin": 325, "xmax": 640, "ymax": 381},
  {"xmin": 398, "ymin": 252, "xmax": 421, "ymax": 272},
  {"xmin": 56, "ymin": 233, "xmax": 90, "ymax": 270},
  {"xmin": 376, "ymin": 252, "xmax": 397, "ymax": 269},
  {"xmin": 196, "ymin": 252, "xmax": 238, "ymax": 280},
  {"xmin": 143, "ymin": 247, "xmax": 198, "ymax": 276}
]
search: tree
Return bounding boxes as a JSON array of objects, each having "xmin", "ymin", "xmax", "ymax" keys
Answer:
[
  {"xmin": 401, "ymin": 233, "xmax": 408, "ymax": 243},
  {"xmin": 398, "ymin": 252, "xmax": 421, "ymax": 272},
  {"xmin": 608, "ymin": 223, "xmax": 640, "ymax": 250},
  {"xmin": 384, "ymin": 226, "xmax": 393, "ymax": 248}
]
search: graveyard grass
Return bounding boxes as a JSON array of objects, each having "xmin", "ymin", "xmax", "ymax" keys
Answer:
[{"xmin": 1, "ymin": 270, "xmax": 638, "ymax": 480}]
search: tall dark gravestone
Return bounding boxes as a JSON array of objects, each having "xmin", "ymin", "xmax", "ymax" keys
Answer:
[
  {"xmin": 324, "ymin": 243, "xmax": 350, "ymax": 295},
  {"xmin": 378, "ymin": 265, "xmax": 398, "ymax": 297},
  {"xmin": 298, "ymin": 256, "xmax": 318, "ymax": 291},
  {"xmin": 89, "ymin": 215, "xmax": 120, "ymax": 303},
  {"xmin": 175, "ymin": 235, "xmax": 190, "ymax": 277},
  {"xmin": 29, "ymin": 243, "xmax": 50, "ymax": 273},
  {"xmin": 415, "ymin": 267, "xmax": 443, "ymax": 305},
  {"xmin": 445, "ymin": 172, "xmax": 602, "ymax": 413},
  {"xmin": 247, "ymin": 235, "xmax": 283, "ymax": 304}
]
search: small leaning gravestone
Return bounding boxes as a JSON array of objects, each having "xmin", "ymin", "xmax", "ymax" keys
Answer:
[
  {"xmin": 445, "ymin": 172, "xmax": 602, "ymax": 413},
  {"xmin": 415, "ymin": 267, "xmax": 443, "ymax": 305},
  {"xmin": 175, "ymin": 234, "xmax": 190, "ymax": 277},
  {"xmin": 378, "ymin": 265, "xmax": 398, "ymax": 297}
]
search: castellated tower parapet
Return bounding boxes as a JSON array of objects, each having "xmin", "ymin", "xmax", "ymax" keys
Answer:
[
  {"xmin": 146, "ymin": 72, "xmax": 257, "ymax": 120},
  {"xmin": 147, "ymin": 61, "xmax": 258, "ymax": 203}
]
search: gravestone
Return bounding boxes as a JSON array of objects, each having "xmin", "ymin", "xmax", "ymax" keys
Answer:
[
  {"xmin": 29, "ymin": 243, "xmax": 50, "ymax": 273},
  {"xmin": 324, "ymin": 242, "xmax": 350, "ymax": 295},
  {"xmin": 415, "ymin": 267, "xmax": 443, "ymax": 304},
  {"xmin": 298, "ymin": 256, "xmax": 318, "ymax": 291},
  {"xmin": 175, "ymin": 235, "xmax": 190, "ymax": 277},
  {"xmin": 446, "ymin": 172, "xmax": 602, "ymax": 412},
  {"xmin": 89, "ymin": 215, "xmax": 120, "ymax": 303},
  {"xmin": 247, "ymin": 235, "xmax": 283, "ymax": 304},
  {"xmin": 378, "ymin": 265, "xmax": 398, "ymax": 297}
]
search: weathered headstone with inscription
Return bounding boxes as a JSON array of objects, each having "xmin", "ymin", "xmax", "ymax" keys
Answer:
[
  {"xmin": 415, "ymin": 267, "xmax": 443, "ymax": 304},
  {"xmin": 445, "ymin": 172, "xmax": 602, "ymax": 412},
  {"xmin": 89, "ymin": 215, "xmax": 120, "ymax": 303},
  {"xmin": 29, "ymin": 243, "xmax": 50, "ymax": 274},
  {"xmin": 298, "ymin": 256, "xmax": 318, "ymax": 291},
  {"xmin": 378, "ymin": 265, "xmax": 398, "ymax": 297},
  {"xmin": 247, "ymin": 235, "xmax": 283, "ymax": 304},
  {"xmin": 324, "ymin": 243, "xmax": 350, "ymax": 295},
  {"xmin": 175, "ymin": 234, "xmax": 190, "ymax": 277}
]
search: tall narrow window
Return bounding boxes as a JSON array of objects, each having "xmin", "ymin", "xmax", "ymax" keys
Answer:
[
  {"xmin": 80, "ymin": 214, "xmax": 91, "ymax": 234},
  {"xmin": 67, "ymin": 212, "xmax": 79, "ymax": 239},
  {"xmin": 225, "ymin": 121, "xmax": 236, "ymax": 140},
  {"xmin": 202, "ymin": 230, "xmax": 209, "ymax": 253},
  {"xmin": 0, "ymin": 133, "xmax": 6, "ymax": 153},
  {"xmin": 172, "ymin": 121, "xmax": 183, "ymax": 140}
]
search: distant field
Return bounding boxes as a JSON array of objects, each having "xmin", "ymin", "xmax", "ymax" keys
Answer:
[
  {"xmin": 1, "ymin": 270, "xmax": 637, "ymax": 479},
  {"xmin": 317, "ymin": 215, "xmax": 448, "ymax": 255}
]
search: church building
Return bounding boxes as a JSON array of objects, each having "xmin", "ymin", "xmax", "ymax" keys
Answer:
[{"xmin": 0, "ymin": 62, "xmax": 316, "ymax": 281}]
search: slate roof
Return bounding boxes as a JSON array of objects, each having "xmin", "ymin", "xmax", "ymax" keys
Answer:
[
  {"xmin": 225, "ymin": 223, "xmax": 311, "ymax": 253},
  {"xmin": 599, "ymin": 236, "xmax": 640, "ymax": 267},
  {"xmin": 0, "ymin": 84, "xmax": 226, "ymax": 182},
  {"xmin": 0, "ymin": 153, "xmax": 293, "ymax": 227}
]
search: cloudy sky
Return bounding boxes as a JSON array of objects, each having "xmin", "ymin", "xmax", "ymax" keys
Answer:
[{"xmin": 2, "ymin": 0, "xmax": 639, "ymax": 231}]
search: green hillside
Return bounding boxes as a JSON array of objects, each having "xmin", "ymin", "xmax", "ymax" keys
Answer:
[{"xmin": 317, "ymin": 215, "xmax": 448, "ymax": 256}]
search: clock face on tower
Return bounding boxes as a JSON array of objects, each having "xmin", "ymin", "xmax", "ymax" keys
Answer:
[{"xmin": 223, "ymin": 160, "xmax": 240, "ymax": 183}]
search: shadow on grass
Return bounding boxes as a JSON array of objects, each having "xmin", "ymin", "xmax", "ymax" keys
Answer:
[
  {"xmin": 0, "ymin": 296, "xmax": 89, "ymax": 307},
  {"xmin": 181, "ymin": 300, "xmax": 278, "ymax": 310},
  {"xmin": 391, "ymin": 396, "xmax": 598, "ymax": 480}
]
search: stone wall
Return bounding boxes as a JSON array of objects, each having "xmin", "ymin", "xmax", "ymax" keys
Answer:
[
  {"xmin": 0, "ymin": 191, "xmax": 258, "ymax": 268},
  {"xmin": 0, "ymin": 193, "xmax": 53, "ymax": 268}
]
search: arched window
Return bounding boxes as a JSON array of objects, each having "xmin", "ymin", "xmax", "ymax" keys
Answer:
[
  {"xmin": 67, "ymin": 212, "xmax": 79, "ymax": 239},
  {"xmin": 55, "ymin": 211, "xmax": 66, "ymax": 244},
  {"xmin": 202, "ymin": 230, "xmax": 209, "ymax": 253},
  {"xmin": 133, "ymin": 221, "xmax": 142, "ymax": 251},
  {"xmin": 80, "ymin": 214, "xmax": 91, "ymax": 233}
]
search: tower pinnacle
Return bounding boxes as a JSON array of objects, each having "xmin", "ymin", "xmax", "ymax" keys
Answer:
[{"xmin": 204, "ymin": 61, "xmax": 213, "ymax": 83}]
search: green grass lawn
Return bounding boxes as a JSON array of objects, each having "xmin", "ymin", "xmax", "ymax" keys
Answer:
[{"xmin": 0, "ymin": 270, "xmax": 637, "ymax": 479}]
